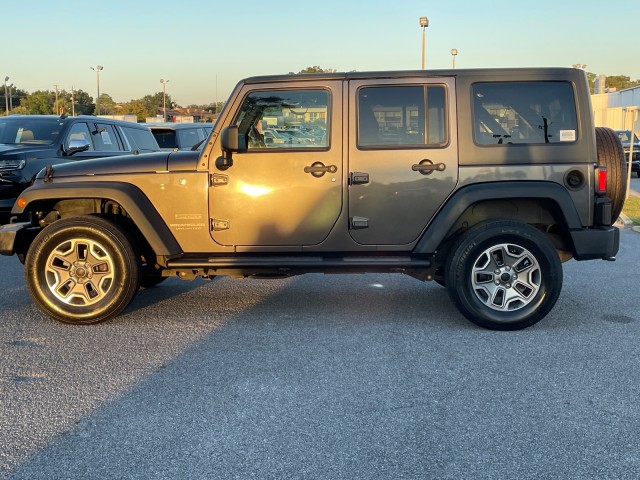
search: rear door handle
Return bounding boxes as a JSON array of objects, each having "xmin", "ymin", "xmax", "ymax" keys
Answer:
[
  {"xmin": 411, "ymin": 159, "xmax": 446, "ymax": 175},
  {"xmin": 304, "ymin": 162, "xmax": 337, "ymax": 177}
]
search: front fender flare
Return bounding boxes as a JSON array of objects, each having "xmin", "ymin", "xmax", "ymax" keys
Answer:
[{"xmin": 13, "ymin": 181, "xmax": 182, "ymax": 256}]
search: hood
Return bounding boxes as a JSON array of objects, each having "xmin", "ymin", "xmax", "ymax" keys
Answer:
[
  {"xmin": 0, "ymin": 143, "xmax": 57, "ymax": 158},
  {"xmin": 34, "ymin": 150, "xmax": 202, "ymax": 180}
]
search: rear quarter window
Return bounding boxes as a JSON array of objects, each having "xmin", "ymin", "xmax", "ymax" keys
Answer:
[
  {"xmin": 122, "ymin": 126, "xmax": 159, "ymax": 152},
  {"xmin": 472, "ymin": 81, "xmax": 578, "ymax": 146}
]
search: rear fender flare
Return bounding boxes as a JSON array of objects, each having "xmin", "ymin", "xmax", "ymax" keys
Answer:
[{"xmin": 413, "ymin": 181, "xmax": 584, "ymax": 254}]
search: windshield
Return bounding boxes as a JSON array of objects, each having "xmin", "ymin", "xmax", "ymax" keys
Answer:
[
  {"xmin": 616, "ymin": 130, "xmax": 640, "ymax": 144},
  {"xmin": 0, "ymin": 117, "xmax": 65, "ymax": 145}
]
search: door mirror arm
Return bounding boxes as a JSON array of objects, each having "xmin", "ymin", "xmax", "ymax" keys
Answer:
[{"xmin": 217, "ymin": 125, "xmax": 247, "ymax": 169}]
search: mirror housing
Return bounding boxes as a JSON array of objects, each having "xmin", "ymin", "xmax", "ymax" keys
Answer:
[
  {"xmin": 64, "ymin": 138, "xmax": 90, "ymax": 156},
  {"xmin": 217, "ymin": 125, "xmax": 247, "ymax": 169}
]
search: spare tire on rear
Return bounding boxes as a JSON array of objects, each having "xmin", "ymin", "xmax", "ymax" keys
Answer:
[{"xmin": 595, "ymin": 127, "xmax": 627, "ymax": 220}]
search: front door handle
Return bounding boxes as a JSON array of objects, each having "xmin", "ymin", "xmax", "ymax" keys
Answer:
[
  {"xmin": 304, "ymin": 162, "xmax": 338, "ymax": 178},
  {"xmin": 411, "ymin": 159, "xmax": 446, "ymax": 175}
]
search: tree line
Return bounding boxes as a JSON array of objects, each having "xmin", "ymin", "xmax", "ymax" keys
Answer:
[{"xmin": 0, "ymin": 86, "xmax": 224, "ymax": 120}]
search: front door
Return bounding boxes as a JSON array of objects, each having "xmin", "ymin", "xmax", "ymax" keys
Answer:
[
  {"xmin": 209, "ymin": 83, "xmax": 343, "ymax": 249},
  {"xmin": 348, "ymin": 78, "xmax": 458, "ymax": 245}
]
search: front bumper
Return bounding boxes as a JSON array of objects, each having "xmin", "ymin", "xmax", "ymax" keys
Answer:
[{"xmin": 0, "ymin": 222, "xmax": 36, "ymax": 256}]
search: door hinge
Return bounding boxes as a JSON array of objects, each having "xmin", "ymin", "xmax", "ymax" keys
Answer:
[
  {"xmin": 210, "ymin": 173, "xmax": 229, "ymax": 186},
  {"xmin": 349, "ymin": 172, "xmax": 369, "ymax": 185},
  {"xmin": 211, "ymin": 218, "xmax": 230, "ymax": 231},
  {"xmin": 350, "ymin": 216, "xmax": 369, "ymax": 229}
]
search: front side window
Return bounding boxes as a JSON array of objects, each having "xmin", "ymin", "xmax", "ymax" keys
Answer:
[
  {"xmin": 65, "ymin": 122, "xmax": 94, "ymax": 151},
  {"xmin": 234, "ymin": 89, "xmax": 329, "ymax": 150},
  {"xmin": 473, "ymin": 82, "xmax": 578, "ymax": 145},
  {"xmin": 357, "ymin": 85, "xmax": 447, "ymax": 148},
  {"xmin": 176, "ymin": 128, "xmax": 206, "ymax": 148}
]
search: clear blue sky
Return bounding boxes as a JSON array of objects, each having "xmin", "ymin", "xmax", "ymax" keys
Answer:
[{"xmin": 3, "ymin": 0, "xmax": 638, "ymax": 107}]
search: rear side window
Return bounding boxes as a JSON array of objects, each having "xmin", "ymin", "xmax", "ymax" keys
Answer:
[
  {"xmin": 92, "ymin": 124, "xmax": 124, "ymax": 151},
  {"xmin": 357, "ymin": 85, "xmax": 447, "ymax": 148},
  {"xmin": 472, "ymin": 82, "xmax": 578, "ymax": 145},
  {"xmin": 122, "ymin": 126, "xmax": 159, "ymax": 152}
]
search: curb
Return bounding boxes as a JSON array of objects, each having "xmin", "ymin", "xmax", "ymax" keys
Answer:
[{"xmin": 617, "ymin": 213, "xmax": 640, "ymax": 232}]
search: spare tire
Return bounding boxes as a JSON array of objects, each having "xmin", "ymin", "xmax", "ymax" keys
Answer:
[{"xmin": 595, "ymin": 127, "xmax": 627, "ymax": 220}]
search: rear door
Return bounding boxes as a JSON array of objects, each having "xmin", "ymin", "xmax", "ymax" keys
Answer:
[{"xmin": 347, "ymin": 77, "xmax": 458, "ymax": 245}]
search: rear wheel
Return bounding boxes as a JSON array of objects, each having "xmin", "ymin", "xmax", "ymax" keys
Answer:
[
  {"xmin": 445, "ymin": 220, "xmax": 562, "ymax": 330},
  {"xmin": 25, "ymin": 216, "xmax": 140, "ymax": 324}
]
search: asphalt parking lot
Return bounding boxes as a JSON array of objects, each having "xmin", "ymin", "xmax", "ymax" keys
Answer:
[{"xmin": 1, "ymin": 227, "xmax": 640, "ymax": 479}]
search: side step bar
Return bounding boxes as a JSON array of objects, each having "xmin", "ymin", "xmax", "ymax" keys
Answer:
[{"xmin": 166, "ymin": 256, "xmax": 431, "ymax": 272}]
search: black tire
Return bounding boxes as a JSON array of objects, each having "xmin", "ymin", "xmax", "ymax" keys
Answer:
[
  {"xmin": 595, "ymin": 127, "xmax": 627, "ymax": 220},
  {"xmin": 25, "ymin": 215, "xmax": 140, "ymax": 324},
  {"xmin": 445, "ymin": 220, "xmax": 562, "ymax": 330}
]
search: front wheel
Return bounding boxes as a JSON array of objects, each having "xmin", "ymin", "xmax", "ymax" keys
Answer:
[
  {"xmin": 25, "ymin": 216, "xmax": 140, "ymax": 324},
  {"xmin": 445, "ymin": 220, "xmax": 563, "ymax": 330}
]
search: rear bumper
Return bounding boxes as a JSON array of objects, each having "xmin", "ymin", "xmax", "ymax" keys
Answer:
[{"xmin": 570, "ymin": 226, "xmax": 619, "ymax": 260}]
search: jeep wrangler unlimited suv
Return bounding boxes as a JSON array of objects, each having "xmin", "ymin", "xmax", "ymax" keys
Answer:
[{"xmin": 0, "ymin": 68, "xmax": 626, "ymax": 330}]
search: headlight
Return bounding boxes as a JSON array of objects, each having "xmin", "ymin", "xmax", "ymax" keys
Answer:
[{"xmin": 0, "ymin": 158, "xmax": 26, "ymax": 171}]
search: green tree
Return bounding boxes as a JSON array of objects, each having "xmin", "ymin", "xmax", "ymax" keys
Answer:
[
  {"xmin": 16, "ymin": 90, "xmax": 56, "ymax": 114},
  {"xmin": 299, "ymin": 66, "xmax": 329, "ymax": 73},
  {"xmin": 604, "ymin": 75, "xmax": 640, "ymax": 91},
  {"xmin": 120, "ymin": 99, "xmax": 155, "ymax": 121},
  {"xmin": 97, "ymin": 93, "xmax": 117, "ymax": 115},
  {"xmin": 72, "ymin": 89, "xmax": 95, "ymax": 115}
]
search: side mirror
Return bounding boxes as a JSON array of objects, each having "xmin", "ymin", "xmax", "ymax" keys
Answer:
[
  {"xmin": 217, "ymin": 125, "xmax": 247, "ymax": 169},
  {"xmin": 63, "ymin": 138, "xmax": 90, "ymax": 156}
]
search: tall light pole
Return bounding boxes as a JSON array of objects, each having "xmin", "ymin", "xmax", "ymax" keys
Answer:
[
  {"xmin": 420, "ymin": 17, "xmax": 429, "ymax": 70},
  {"xmin": 160, "ymin": 78, "xmax": 169, "ymax": 121},
  {"xmin": 7, "ymin": 84, "xmax": 13, "ymax": 111},
  {"xmin": 451, "ymin": 48, "xmax": 458, "ymax": 69},
  {"xmin": 90, "ymin": 65, "xmax": 103, "ymax": 115},
  {"xmin": 54, "ymin": 84, "xmax": 59, "ymax": 115},
  {"xmin": 71, "ymin": 85, "xmax": 75, "ymax": 117},
  {"xmin": 4, "ymin": 76, "xmax": 9, "ymax": 115}
]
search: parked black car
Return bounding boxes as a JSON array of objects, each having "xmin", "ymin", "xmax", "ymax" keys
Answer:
[
  {"xmin": 146, "ymin": 122, "xmax": 213, "ymax": 150},
  {"xmin": 0, "ymin": 115, "xmax": 159, "ymax": 221},
  {"xmin": 615, "ymin": 130, "xmax": 640, "ymax": 177}
]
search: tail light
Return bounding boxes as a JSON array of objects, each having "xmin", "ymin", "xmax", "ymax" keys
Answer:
[{"xmin": 595, "ymin": 166, "xmax": 607, "ymax": 196}]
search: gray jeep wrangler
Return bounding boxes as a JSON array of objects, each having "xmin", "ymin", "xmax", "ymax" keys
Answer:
[{"xmin": 0, "ymin": 68, "xmax": 625, "ymax": 330}]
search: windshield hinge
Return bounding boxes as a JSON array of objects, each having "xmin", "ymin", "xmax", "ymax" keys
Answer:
[
  {"xmin": 210, "ymin": 173, "xmax": 229, "ymax": 187},
  {"xmin": 211, "ymin": 218, "xmax": 230, "ymax": 231}
]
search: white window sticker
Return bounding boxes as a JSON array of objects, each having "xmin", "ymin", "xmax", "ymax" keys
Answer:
[
  {"xmin": 559, "ymin": 130, "xmax": 576, "ymax": 142},
  {"xmin": 101, "ymin": 131, "xmax": 112, "ymax": 144}
]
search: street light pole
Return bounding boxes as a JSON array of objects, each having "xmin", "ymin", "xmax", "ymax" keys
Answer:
[
  {"xmin": 54, "ymin": 84, "xmax": 59, "ymax": 115},
  {"xmin": 160, "ymin": 79, "xmax": 170, "ymax": 121},
  {"xmin": 4, "ymin": 76, "xmax": 9, "ymax": 115},
  {"xmin": 420, "ymin": 17, "xmax": 429, "ymax": 70},
  {"xmin": 90, "ymin": 65, "xmax": 103, "ymax": 115},
  {"xmin": 451, "ymin": 48, "xmax": 458, "ymax": 69},
  {"xmin": 71, "ymin": 85, "xmax": 75, "ymax": 117}
]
